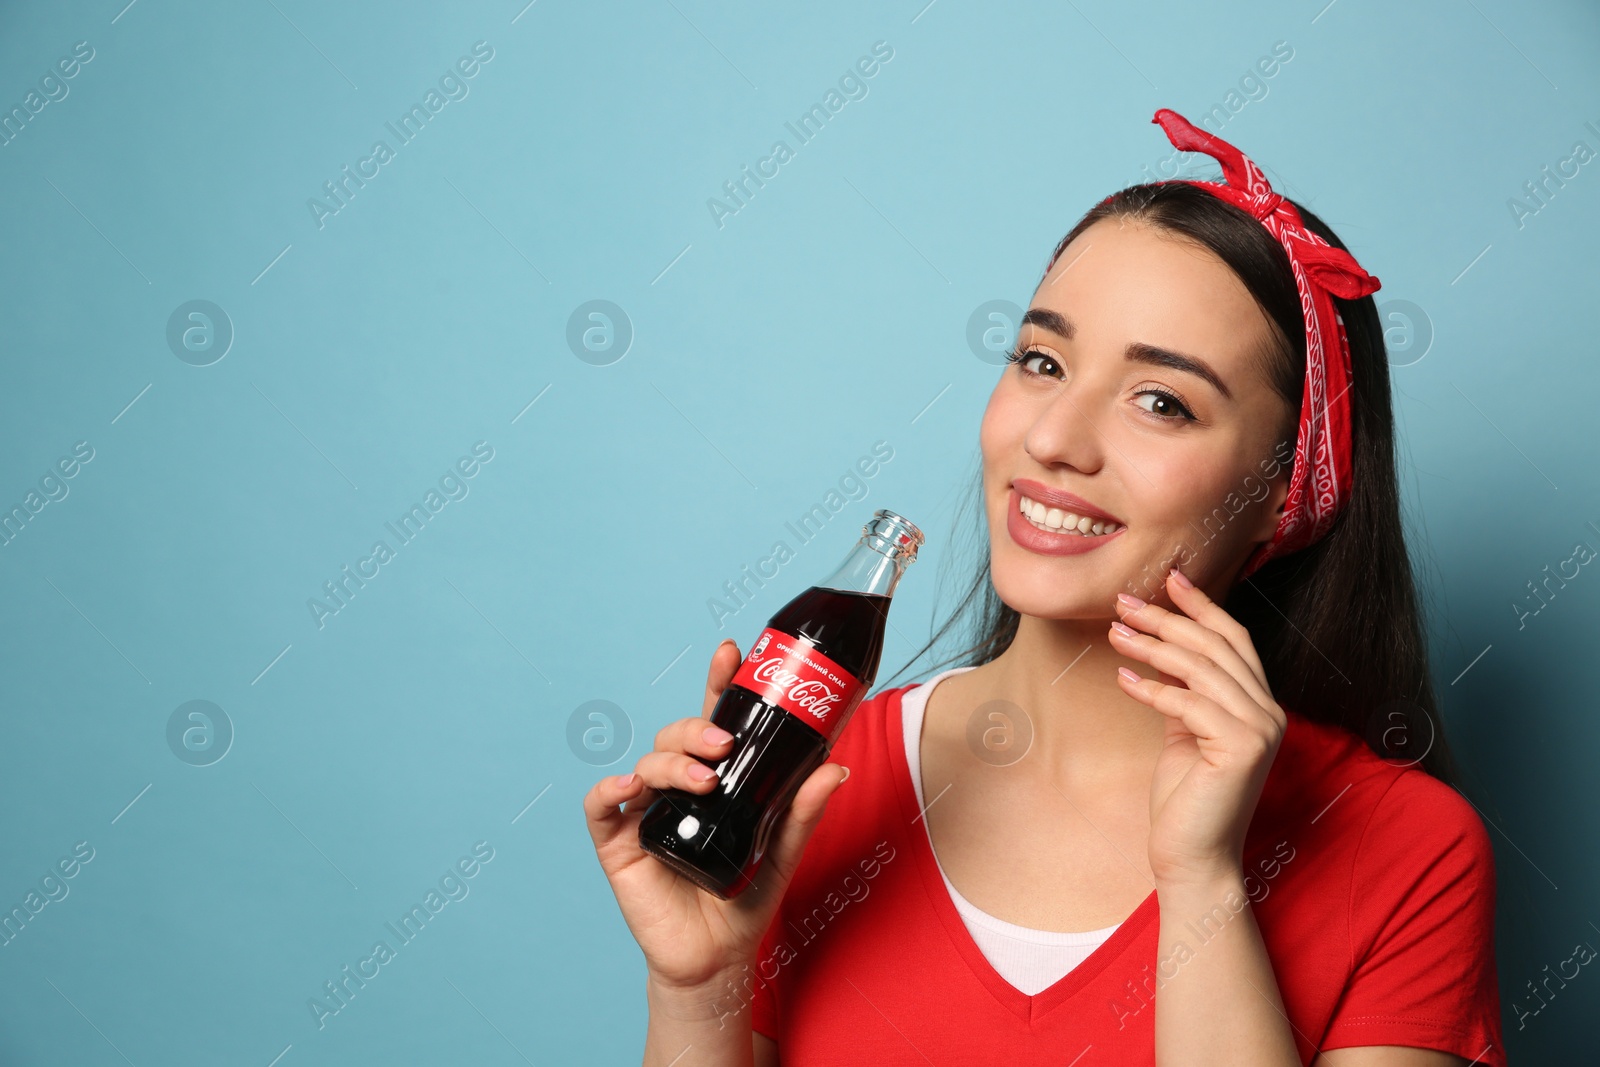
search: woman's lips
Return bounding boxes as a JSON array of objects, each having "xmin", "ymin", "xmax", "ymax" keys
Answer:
[{"xmin": 1005, "ymin": 487, "xmax": 1126, "ymax": 557}]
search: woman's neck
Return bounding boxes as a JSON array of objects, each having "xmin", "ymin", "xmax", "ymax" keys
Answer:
[{"xmin": 953, "ymin": 613, "xmax": 1168, "ymax": 778}]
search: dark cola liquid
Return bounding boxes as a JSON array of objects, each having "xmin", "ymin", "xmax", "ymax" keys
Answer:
[{"xmin": 637, "ymin": 588, "xmax": 890, "ymax": 899}]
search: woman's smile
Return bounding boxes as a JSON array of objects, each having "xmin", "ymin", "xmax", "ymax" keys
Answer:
[{"xmin": 1005, "ymin": 486, "xmax": 1127, "ymax": 556}]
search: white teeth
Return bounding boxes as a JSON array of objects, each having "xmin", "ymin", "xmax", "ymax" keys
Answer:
[{"xmin": 1018, "ymin": 494, "xmax": 1123, "ymax": 536}]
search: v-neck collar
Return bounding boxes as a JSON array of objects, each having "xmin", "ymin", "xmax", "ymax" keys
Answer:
[{"xmin": 884, "ymin": 681, "xmax": 1160, "ymax": 1026}]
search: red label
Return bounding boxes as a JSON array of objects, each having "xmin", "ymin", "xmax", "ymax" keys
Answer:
[{"xmin": 731, "ymin": 627, "xmax": 863, "ymax": 744}]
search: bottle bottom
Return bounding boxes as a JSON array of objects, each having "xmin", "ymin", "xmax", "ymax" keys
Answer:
[
  {"xmin": 637, "ymin": 788, "xmax": 760, "ymax": 899},
  {"xmin": 637, "ymin": 710, "xmax": 830, "ymax": 900},
  {"xmin": 638, "ymin": 830, "xmax": 746, "ymax": 900}
]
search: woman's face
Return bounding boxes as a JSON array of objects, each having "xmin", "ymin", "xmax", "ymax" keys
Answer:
[{"xmin": 981, "ymin": 215, "xmax": 1297, "ymax": 617}]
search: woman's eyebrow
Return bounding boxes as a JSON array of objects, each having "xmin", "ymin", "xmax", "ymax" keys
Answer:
[{"xmin": 1021, "ymin": 307, "xmax": 1234, "ymax": 402}]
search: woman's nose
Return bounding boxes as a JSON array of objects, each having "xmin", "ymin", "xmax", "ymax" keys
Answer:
[{"xmin": 1023, "ymin": 387, "xmax": 1107, "ymax": 474}]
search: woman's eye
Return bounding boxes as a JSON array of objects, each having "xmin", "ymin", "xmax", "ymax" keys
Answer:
[
  {"xmin": 1134, "ymin": 389, "xmax": 1196, "ymax": 422},
  {"xmin": 1006, "ymin": 348, "xmax": 1061, "ymax": 377}
]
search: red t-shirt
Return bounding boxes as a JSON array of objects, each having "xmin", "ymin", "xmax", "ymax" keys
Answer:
[{"xmin": 744, "ymin": 681, "xmax": 1504, "ymax": 1065}]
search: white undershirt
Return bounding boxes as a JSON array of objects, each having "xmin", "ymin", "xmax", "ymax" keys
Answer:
[{"xmin": 902, "ymin": 665, "xmax": 1121, "ymax": 996}]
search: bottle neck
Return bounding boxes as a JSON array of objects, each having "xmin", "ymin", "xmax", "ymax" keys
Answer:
[{"xmin": 815, "ymin": 536, "xmax": 910, "ymax": 599}]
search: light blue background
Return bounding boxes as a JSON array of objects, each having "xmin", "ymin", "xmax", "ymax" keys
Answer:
[{"xmin": 1, "ymin": 0, "xmax": 1595, "ymax": 1062}]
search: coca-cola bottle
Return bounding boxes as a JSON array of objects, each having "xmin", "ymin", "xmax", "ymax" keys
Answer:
[{"xmin": 638, "ymin": 509, "xmax": 924, "ymax": 899}]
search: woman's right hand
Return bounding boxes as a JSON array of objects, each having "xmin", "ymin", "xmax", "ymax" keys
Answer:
[{"xmin": 583, "ymin": 638, "xmax": 851, "ymax": 993}]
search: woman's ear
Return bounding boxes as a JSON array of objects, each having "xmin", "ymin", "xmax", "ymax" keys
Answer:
[
  {"xmin": 1246, "ymin": 415, "xmax": 1298, "ymax": 546},
  {"xmin": 1247, "ymin": 463, "xmax": 1293, "ymax": 546}
]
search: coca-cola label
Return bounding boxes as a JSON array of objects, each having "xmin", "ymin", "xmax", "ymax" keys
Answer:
[{"xmin": 731, "ymin": 627, "xmax": 863, "ymax": 743}]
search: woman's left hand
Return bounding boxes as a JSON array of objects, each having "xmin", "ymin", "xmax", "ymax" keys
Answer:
[{"xmin": 1108, "ymin": 567, "xmax": 1287, "ymax": 888}]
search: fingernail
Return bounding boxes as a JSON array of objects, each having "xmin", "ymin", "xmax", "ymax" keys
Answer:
[
  {"xmin": 1117, "ymin": 592, "xmax": 1147, "ymax": 611},
  {"xmin": 837, "ymin": 765, "xmax": 850, "ymax": 785},
  {"xmin": 688, "ymin": 763, "xmax": 715, "ymax": 781},
  {"xmin": 617, "ymin": 772, "xmax": 636, "ymax": 787},
  {"xmin": 703, "ymin": 725, "xmax": 733, "ymax": 745},
  {"xmin": 718, "ymin": 638, "xmax": 736, "ymax": 650},
  {"xmin": 1117, "ymin": 667, "xmax": 1141, "ymax": 684},
  {"xmin": 1111, "ymin": 620, "xmax": 1137, "ymax": 638},
  {"xmin": 1169, "ymin": 567, "xmax": 1194, "ymax": 589}
]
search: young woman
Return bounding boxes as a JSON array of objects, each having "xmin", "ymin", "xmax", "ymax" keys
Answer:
[{"xmin": 585, "ymin": 109, "xmax": 1504, "ymax": 1066}]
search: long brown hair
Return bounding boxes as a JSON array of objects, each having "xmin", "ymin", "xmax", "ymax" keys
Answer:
[{"xmin": 883, "ymin": 180, "xmax": 1463, "ymax": 789}]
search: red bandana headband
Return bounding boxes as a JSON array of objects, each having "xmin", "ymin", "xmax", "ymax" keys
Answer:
[{"xmin": 1073, "ymin": 108, "xmax": 1383, "ymax": 578}]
